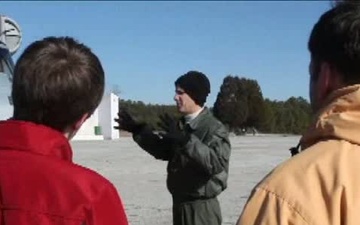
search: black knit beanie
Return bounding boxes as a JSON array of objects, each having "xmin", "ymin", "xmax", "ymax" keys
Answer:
[{"xmin": 174, "ymin": 71, "xmax": 210, "ymax": 106}]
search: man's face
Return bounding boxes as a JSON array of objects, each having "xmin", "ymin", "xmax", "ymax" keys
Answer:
[{"xmin": 173, "ymin": 86, "xmax": 198, "ymax": 115}]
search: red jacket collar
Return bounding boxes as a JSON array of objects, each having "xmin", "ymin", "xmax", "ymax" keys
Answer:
[{"xmin": 0, "ymin": 120, "xmax": 73, "ymax": 161}]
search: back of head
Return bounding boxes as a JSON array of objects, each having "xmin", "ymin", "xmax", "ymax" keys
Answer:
[
  {"xmin": 308, "ymin": 0, "xmax": 360, "ymax": 84},
  {"xmin": 12, "ymin": 36, "xmax": 104, "ymax": 131},
  {"xmin": 174, "ymin": 71, "xmax": 211, "ymax": 107}
]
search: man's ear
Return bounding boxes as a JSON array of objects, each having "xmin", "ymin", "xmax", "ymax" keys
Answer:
[
  {"xmin": 64, "ymin": 113, "xmax": 90, "ymax": 140},
  {"xmin": 317, "ymin": 62, "xmax": 343, "ymax": 99},
  {"xmin": 73, "ymin": 113, "xmax": 90, "ymax": 131}
]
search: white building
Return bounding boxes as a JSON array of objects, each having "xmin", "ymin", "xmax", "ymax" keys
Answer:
[{"xmin": 73, "ymin": 92, "xmax": 120, "ymax": 140}]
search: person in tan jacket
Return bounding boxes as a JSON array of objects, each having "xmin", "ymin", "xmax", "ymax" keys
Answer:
[{"xmin": 237, "ymin": 1, "xmax": 360, "ymax": 225}]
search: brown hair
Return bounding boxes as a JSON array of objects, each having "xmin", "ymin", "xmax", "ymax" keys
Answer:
[{"xmin": 12, "ymin": 36, "xmax": 104, "ymax": 131}]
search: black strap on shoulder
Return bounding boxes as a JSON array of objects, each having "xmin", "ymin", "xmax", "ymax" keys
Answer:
[{"xmin": 289, "ymin": 142, "xmax": 301, "ymax": 157}]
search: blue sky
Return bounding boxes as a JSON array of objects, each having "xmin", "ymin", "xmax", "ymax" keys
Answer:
[{"xmin": 2, "ymin": 1, "xmax": 331, "ymax": 106}]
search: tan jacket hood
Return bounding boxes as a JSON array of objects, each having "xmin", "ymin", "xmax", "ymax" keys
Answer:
[
  {"xmin": 301, "ymin": 84, "xmax": 360, "ymax": 149},
  {"xmin": 237, "ymin": 84, "xmax": 360, "ymax": 225}
]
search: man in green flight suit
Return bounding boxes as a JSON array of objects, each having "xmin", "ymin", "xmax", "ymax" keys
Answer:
[{"xmin": 114, "ymin": 71, "xmax": 231, "ymax": 225}]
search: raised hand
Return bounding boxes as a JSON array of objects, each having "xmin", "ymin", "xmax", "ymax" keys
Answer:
[
  {"xmin": 114, "ymin": 108, "xmax": 144, "ymax": 133},
  {"xmin": 157, "ymin": 113, "xmax": 177, "ymax": 133},
  {"xmin": 158, "ymin": 113, "xmax": 190, "ymax": 146}
]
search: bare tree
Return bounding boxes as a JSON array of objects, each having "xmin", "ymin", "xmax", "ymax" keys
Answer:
[{"xmin": 112, "ymin": 84, "xmax": 121, "ymax": 96}]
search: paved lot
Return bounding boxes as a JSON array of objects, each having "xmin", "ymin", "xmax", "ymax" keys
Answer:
[{"xmin": 71, "ymin": 135, "xmax": 300, "ymax": 225}]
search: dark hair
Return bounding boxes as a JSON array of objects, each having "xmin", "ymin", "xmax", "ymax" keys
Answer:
[
  {"xmin": 12, "ymin": 36, "xmax": 104, "ymax": 131},
  {"xmin": 308, "ymin": 1, "xmax": 360, "ymax": 83}
]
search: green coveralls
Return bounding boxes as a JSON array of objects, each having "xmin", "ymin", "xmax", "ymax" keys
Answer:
[{"xmin": 133, "ymin": 108, "xmax": 231, "ymax": 225}]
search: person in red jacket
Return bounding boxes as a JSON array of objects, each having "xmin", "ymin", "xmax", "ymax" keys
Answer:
[{"xmin": 0, "ymin": 36, "xmax": 128, "ymax": 225}]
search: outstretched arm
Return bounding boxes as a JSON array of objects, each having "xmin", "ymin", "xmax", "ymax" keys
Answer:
[
  {"xmin": 114, "ymin": 109, "xmax": 173, "ymax": 161},
  {"xmin": 133, "ymin": 126, "xmax": 173, "ymax": 161}
]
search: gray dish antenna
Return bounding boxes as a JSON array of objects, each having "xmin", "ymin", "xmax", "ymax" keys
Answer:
[{"xmin": 0, "ymin": 15, "xmax": 22, "ymax": 55}]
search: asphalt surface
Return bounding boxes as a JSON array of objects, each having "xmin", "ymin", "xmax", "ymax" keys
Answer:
[{"xmin": 71, "ymin": 134, "xmax": 300, "ymax": 225}]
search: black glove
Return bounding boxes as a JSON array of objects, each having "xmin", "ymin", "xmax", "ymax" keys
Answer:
[
  {"xmin": 158, "ymin": 113, "xmax": 190, "ymax": 146},
  {"xmin": 157, "ymin": 113, "xmax": 175, "ymax": 133},
  {"xmin": 114, "ymin": 108, "xmax": 144, "ymax": 134}
]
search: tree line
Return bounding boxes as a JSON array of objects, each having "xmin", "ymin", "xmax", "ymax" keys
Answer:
[{"xmin": 118, "ymin": 75, "xmax": 312, "ymax": 135}]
